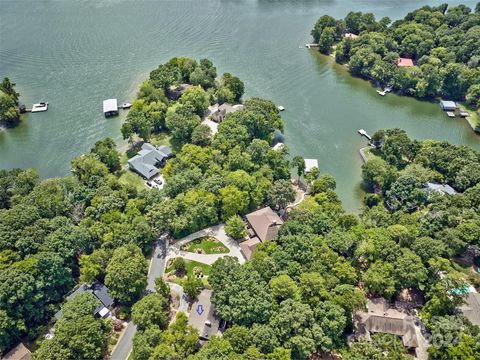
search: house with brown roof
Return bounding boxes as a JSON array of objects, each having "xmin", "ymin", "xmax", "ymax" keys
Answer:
[
  {"xmin": 2, "ymin": 343, "xmax": 31, "ymax": 360},
  {"xmin": 240, "ymin": 207, "xmax": 283, "ymax": 260},
  {"xmin": 246, "ymin": 207, "xmax": 283, "ymax": 242},
  {"xmin": 354, "ymin": 298, "xmax": 419, "ymax": 350}
]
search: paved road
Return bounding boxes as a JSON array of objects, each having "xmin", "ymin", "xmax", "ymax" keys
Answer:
[{"xmin": 110, "ymin": 239, "xmax": 166, "ymax": 360}]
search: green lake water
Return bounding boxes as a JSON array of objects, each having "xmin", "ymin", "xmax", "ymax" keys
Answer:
[{"xmin": 1, "ymin": 0, "xmax": 479, "ymax": 211}]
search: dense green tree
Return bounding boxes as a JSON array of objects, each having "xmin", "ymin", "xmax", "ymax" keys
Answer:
[
  {"xmin": 131, "ymin": 293, "xmax": 168, "ymax": 331},
  {"xmin": 0, "ymin": 93, "xmax": 20, "ymax": 127},
  {"xmin": 225, "ymin": 215, "xmax": 247, "ymax": 240},
  {"xmin": 210, "ymin": 257, "xmax": 272, "ymax": 326},
  {"xmin": 0, "ymin": 78, "xmax": 20, "ymax": 103},
  {"xmin": 180, "ymin": 86, "xmax": 209, "ymax": 116},
  {"xmin": 269, "ymin": 274, "xmax": 299, "ymax": 303},
  {"xmin": 105, "ymin": 244, "xmax": 147, "ymax": 305},
  {"xmin": 267, "ymin": 179, "xmax": 295, "ymax": 209},
  {"xmin": 191, "ymin": 124, "xmax": 212, "ymax": 147},
  {"xmin": 90, "ymin": 138, "xmax": 121, "ymax": 172},
  {"xmin": 219, "ymin": 73, "xmax": 245, "ymax": 102},
  {"xmin": 290, "ymin": 156, "xmax": 305, "ymax": 180}
]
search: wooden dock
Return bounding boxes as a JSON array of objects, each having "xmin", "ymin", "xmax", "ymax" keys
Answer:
[{"xmin": 305, "ymin": 43, "xmax": 319, "ymax": 49}]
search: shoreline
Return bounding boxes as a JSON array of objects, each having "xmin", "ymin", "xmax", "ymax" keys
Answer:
[{"xmin": 310, "ymin": 48, "xmax": 480, "ymax": 136}]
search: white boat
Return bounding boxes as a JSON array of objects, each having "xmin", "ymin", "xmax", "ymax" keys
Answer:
[
  {"xmin": 121, "ymin": 102, "xmax": 132, "ymax": 109},
  {"xmin": 376, "ymin": 90, "xmax": 386, "ymax": 96},
  {"xmin": 31, "ymin": 102, "xmax": 48, "ymax": 113},
  {"xmin": 277, "ymin": 105, "xmax": 285, "ymax": 111}
]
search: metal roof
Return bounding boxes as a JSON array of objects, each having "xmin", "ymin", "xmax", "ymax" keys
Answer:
[{"xmin": 103, "ymin": 99, "xmax": 118, "ymax": 113}]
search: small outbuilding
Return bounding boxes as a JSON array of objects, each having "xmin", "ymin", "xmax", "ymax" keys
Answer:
[
  {"xmin": 103, "ymin": 99, "xmax": 118, "ymax": 117},
  {"xmin": 440, "ymin": 100, "xmax": 457, "ymax": 111},
  {"xmin": 396, "ymin": 58, "xmax": 414, "ymax": 67}
]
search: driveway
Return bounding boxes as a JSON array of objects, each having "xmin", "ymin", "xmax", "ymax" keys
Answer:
[
  {"xmin": 110, "ymin": 239, "xmax": 166, "ymax": 360},
  {"xmin": 165, "ymin": 224, "xmax": 245, "ymax": 265}
]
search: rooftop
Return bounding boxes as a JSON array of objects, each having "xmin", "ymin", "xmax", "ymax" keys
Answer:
[
  {"xmin": 355, "ymin": 298, "xmax": 418, "ymax": 348},
  {"xmin": 424, "ymin": 182, "xmax": 457, "ymax": 195},
  {"xmin": 2, "ymin": 343, "xmax": 31, "ymax": 360},
  {"xmin": 246, "ymin": 207, "xmax": 283, "ymax": 242},
  {"xmin": 239, "ymin": 236, "xmax": 261, "ymax": 260},
  {"xmin": 103, "ymin": 99, "xmax": 118, "ymax": 113},
  {"xmin": 304, "ymin": 158, "xmax": 319, "ymax": 173},
  {"xmin": 127, "ymin": 143, "xmax": 172, "ymax": 179},
  {"xmin": 188, "ymin": 289, "xmax": 220, "ymax": 340},
  {"xmin": 459, "ymin": 292, "xmax": 480, "ymax": 326},
  {"xmin": 396, "ymin": 58, "xmax": 414, "ymax": 67}
]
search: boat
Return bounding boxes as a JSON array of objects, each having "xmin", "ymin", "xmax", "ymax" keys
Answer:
[
  {"xmin": 376, "ymin": 90, "xmax": 386, "ymax": 96},
  {"xmin": 277, "ymin": 105, "xmax": 285, "ymax": 111},
  {"xmin": 358, "ymin": 129, "xmax": 372, "ymax": 140},
  {"xmin": 31, "ymin": 102, "xmax": 48, "ymax": 113},
  {"xmin": 121, "ymin": 102, "xmax": 132, "ymax": 109}
]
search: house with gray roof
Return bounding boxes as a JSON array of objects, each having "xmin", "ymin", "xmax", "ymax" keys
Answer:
[
  {"xmin": 54, "ymin": 283, "xmax": 114, "ymax": 320},
  {"xmin": 127, "ymin": 143, "xmax": 173, "ymax": 179},
  {"xmin": 188, "ymin": 290, "xmax": 220, "ymax": 341}
]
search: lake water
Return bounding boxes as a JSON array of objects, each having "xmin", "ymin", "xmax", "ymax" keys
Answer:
[{"xmin": 1, "ymin": 0, "xmax": 479, "ymax": 211}]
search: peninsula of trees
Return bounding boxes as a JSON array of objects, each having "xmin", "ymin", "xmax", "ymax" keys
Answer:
[{"xmin": 311, "ymin": 4, "xmax": 480, "ymax": 112}]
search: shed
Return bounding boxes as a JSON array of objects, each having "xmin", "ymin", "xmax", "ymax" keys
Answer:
[
  {"xmin": 440, "ymin": 100, "xmax": 457, "ymax": 111},
  {"xmin": 396, "ymin": 58, "xmax": 414, "ymax": 67},
  {"xmin": 103, "ymin": 99, "xmax": 118, "ymax": 117},
  {"xmin": 304, "ymin": 158, "xmax": 319, "ymax": 174}
]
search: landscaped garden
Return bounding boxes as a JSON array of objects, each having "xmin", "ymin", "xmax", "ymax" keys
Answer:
[
  {"xmin": 181, "ymin": 236, "xmax": 229, "ymax": 254},
  {"xmin": 165, "ymin": 257, "xmax": 212, "ymax": 286}
]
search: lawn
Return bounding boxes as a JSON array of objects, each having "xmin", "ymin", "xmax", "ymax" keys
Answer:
[
  {"xmin": 149, "ymin": 133, "xmax": 172, "ymax": 148},
  {"xmin": 182, "ymin": 236, "xmax": 229, "ymax": 254},
  {"xmin": 165, "ymin": 259, "xmax": 212, "ymax": 286},
  {"xmin": 117, "ymin": 169, "xmax": 146, "ymax": 192}
]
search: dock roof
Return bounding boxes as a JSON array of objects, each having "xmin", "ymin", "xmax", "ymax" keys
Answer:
[
  {"xmin": 103, "ymin": 99, "xmax": 118, "ymax": 113},
  {"xmin": 304, "ymin": 158, "xmax": 319, "ymax": 173},
  {"xmin": 440, "ymin": 100, "xmax": 457, "ymax": 110}
]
